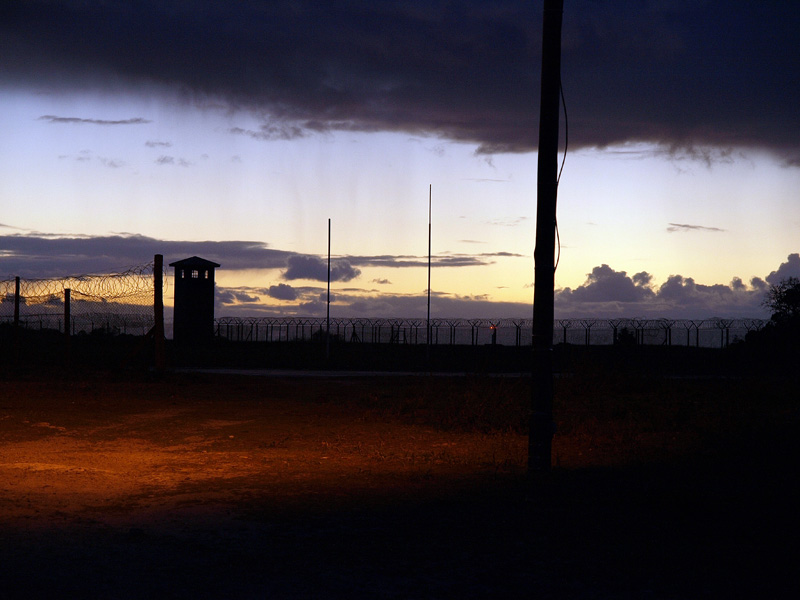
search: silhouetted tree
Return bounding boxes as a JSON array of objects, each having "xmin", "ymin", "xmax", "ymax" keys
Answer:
[
  {"xmin": 764, "ymin": 277, "xmax": 800, "ymax": 324},
  {"xmin": 743, "ymin": 278, "xmax": 800, "ymax": 366}
]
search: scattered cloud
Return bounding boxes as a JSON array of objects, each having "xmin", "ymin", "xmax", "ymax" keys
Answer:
[
  {"xmin": 145, "ymin": 140, "xmax": 172, "ymax": 148},
  {"xmin": 38, "ymin": 115, "xmax": 150, "ymax": 126},
  {"xmin": 372, "ymin": 278, "xmax": 392, "ymax": 285},
  {"xmin": 765, "ymin": 253, "xmax": 800, "ymax": 286},
  {"xmin": 99, "ymin": 157, "xmax": 124, "ymax": 168},
  {"xmin": 217, "ymin": 288, "xmax": 260, "ymax": 305},
  {"xmin": 267, "ymin": 283, "xmax": 298, "ymax": 301},
  {"xmin": 560, "ymin": 264, "xmax": 655, "ymax": 304},
  {"xmin": 462, "ymin": 178, "xmax": 509, "ymax": 183},
  {"xmin": 347, "ymin": 254, "xmax": 496, "ymax": 269},
  {"xmin": 486, "ymin": 217, "xmax": 529, "ymax": 227},
  {"xmin": 667, "ymin": 223, "xmax": 726, "ymax": 233},
  {"xmin": 155, "ymin": 155, "xmax": 192, "ymax": 167},
  {"xmin": 632, "ymin": 271, "xmax": 653, "ymax": 286},
  {"xmin": 54, "ymin": 150, "xmax": 125, "ymax": 168},
  {"xmin": 230, "ymin": 123, "xmax": 306, "ymax": 141},
  {"xmin": 283, "ymin": 255, "xmax": 361, "ymax": 283}
]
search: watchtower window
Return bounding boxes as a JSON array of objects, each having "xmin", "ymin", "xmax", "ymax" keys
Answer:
[
  {"xmin": 192, "ymin": 269, "xmax": 199, "ymax": 279},
  {"xmin": 204, "ymin": 271, "xmax": 209, "ymax": 279},
  {"xmin": 180, "ymin": 269, "xmax": 185, "ymax": 279}
]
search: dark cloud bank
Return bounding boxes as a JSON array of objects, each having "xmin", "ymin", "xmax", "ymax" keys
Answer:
[{"xmin": 3, "ymin": 1, "xmax": 798, "ymax": 163}]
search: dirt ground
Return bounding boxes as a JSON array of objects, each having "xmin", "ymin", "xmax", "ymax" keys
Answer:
[{"xmin": 0, "ymin": 371, "xmax": 797, "ymax": 599}]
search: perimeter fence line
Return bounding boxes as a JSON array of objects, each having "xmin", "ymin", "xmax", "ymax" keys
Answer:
[
  {"xmin": 0, "ymin": 262, "xmax": 767, "ymax": 350},
  {"xmin": 214, "ymin": 316, "xmax": 767, "ymax": 349},
  {"xmin": 1, "ymin": 260, "xmax": 166, "ymax": 337}
]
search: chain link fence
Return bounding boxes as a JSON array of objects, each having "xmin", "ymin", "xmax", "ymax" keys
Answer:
[{"xmin": 214, "ymin": 316, "xmax": 767, "ymax": 348}]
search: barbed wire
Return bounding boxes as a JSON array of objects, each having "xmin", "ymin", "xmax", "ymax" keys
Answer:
[
  {"xmin": 1, "ymin": 262, "xmax": 166, "ymax": 304},
  {"xmin": 1, "ymin": 262, "xmax": 166, "ymax": 337}
]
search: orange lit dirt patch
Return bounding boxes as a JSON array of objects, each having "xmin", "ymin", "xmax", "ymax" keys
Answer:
[{"xmin": 0, "ymin": 375, "xmax": 526, "ymax": 528}]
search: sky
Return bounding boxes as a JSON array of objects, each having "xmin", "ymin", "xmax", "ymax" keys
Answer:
[{"xmin": 2, "ymin": 0, "xmax": 800, "ymax": 320}]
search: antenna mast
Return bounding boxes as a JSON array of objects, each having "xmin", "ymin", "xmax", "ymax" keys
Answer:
[
  {"xmin": 427, "ymin": 185, "xmax": 432, "ymax": 362},
  {"xmin": 326, "ymin": 218, "xmax": 331, "ymax": 361}
]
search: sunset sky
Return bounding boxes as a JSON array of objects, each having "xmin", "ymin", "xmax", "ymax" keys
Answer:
[{"xmin": 2, "ymin": 1, "xmax": 799, "ymax": 319}]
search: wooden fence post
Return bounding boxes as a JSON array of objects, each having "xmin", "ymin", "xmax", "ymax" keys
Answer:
[
  {"xmin": 63, "ymin": 288, "xmax": 71, "ymax": 365},
  {"xmin": 13, "ymin": 276, "xmax": 20, "ymax": 327},
  {"xmin": 64, "ymin": 288, "xmax": 71, "ymax": 336},
  {"xmin": 13, "ymin": 276, "xmax": 21, "ymax": 362},
  {"xmin": 154, "ymin": 254, "xmax": 166, "ymax": 371}
]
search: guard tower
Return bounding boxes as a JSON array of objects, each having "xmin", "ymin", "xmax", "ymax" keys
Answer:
[{"xmin": 169, "ymin": 256, "xmax": 220, "ymax": 343}]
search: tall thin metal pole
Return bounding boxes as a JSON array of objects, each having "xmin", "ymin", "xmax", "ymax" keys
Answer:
[
  {"xmin": 427, "ymin": 185, "xmax": 432, "ymax": 362},
  {"xmin": 326, "ymin": 218, "xmax": 331, "ymax": 361},
  {"xmin": 530, "ymin": 0, "xmax": 563, "ymax": 476}
]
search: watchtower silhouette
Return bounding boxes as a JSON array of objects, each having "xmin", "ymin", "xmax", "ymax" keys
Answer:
[{"xmin": 169, "ymin": 256, "xmax": 220, "ymax": 344}]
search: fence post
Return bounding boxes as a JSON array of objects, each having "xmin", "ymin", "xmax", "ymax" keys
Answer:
[
  {"xmin": 14, "ymin": 276, "xmax": 20, "ymax": 327},
  {"xmin": 13, "ymin": 276, "xmax": 21, "ymax": 361},
  {"xmin": 64, "ymin": 288, "xmax": 71, "ymax": 364},
  {"xmin": 154, "ymin": 254, "xmax": 166, "ymax": 372},
  {"xmin": 64, "ymin": 288, "xmax": 71, "ymax": 336}
]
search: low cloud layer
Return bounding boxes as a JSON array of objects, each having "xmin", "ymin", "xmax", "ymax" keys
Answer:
[
  {"xmin": 0, "ymin": 232, "xmax": 501, "ymax": 280},
  {"xmin": 0, "ymin": 233, "xmax": 295, "ymax": 277},
  {"xmin": 216, "ymin": 255, "xmax": 800, "ymax": 320},
  {"xmin": 3, "ymin": 231, "xmax": 797, "ymax": 320},
  {"xmin": 555, "ymin": 263, "xmax": 779, "ymax": 319}
]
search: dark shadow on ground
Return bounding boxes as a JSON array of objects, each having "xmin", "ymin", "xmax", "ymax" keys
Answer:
[{"xmin": 1, "ymin": 443, "xmax": 796, "ymax": 600}]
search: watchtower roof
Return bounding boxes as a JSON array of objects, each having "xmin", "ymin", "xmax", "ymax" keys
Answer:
[{"xmin": 169, "ymin": 256, "xmax": 221, "ymax": 269}]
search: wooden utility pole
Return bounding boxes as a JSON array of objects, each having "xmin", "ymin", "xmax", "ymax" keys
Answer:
[{"xmin": 530, "ymin": 0, "xmax": 563, "ymax": 475}]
